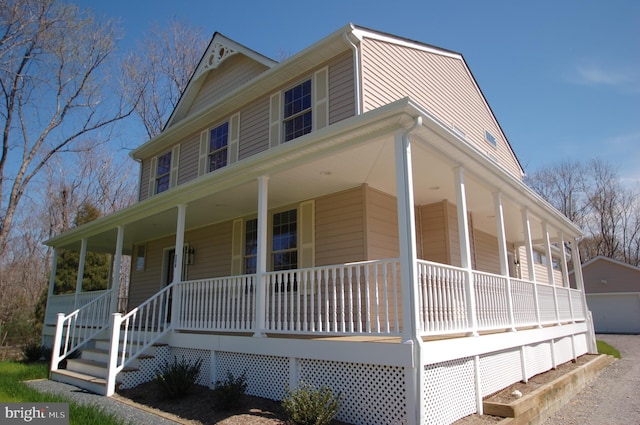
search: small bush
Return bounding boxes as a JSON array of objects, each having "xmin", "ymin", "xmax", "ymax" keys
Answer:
[
  {"xmin": 21, "ymin": 341, "xmax": 50, "ymax": 363},
  {"xmin": 282, "ymin": 382, "xmax": 341, "ymax": 425},
  {"xmin": 213, "ymin": 370, "xmax": 248, "ymax": 410},
  {"xmin": 155, "ymin": 356, "xmax": 202, "ymax": 399}
]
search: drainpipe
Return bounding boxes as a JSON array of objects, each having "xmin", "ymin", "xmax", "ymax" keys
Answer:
[
  {"xmin": 343, "ymin": 31, "xmax": 362, "ymax": 116},
  {"xmin": 394, "ymin": 116, "xmax": 423, "ymax": 425}
]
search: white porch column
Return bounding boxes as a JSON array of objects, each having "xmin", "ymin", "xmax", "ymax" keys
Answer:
[
  {"xmin": 521, "ymin": 208, "xmax": 542, "ymax": 327},
  {"xmin": 542, "ymin": 222, "xmax": 561, "ymax": 324},
  {"xmin": 493, "ymin": 192, "xmax": 515, "ymax": 331},
  {"xmin": 74, "ymin": 239, "xmax": 88, "ymax": 309},
  {"xmin": 455, "ymin": 167, "xmax": 478, "ymax": 336},
  {"xmin": 254, "ymin": 175, "xmax": 269, "ymax": 337},
  {"xmin": 558, "ymin": 232, "xmax": 575, "ymax": 321},
  {"xmin": 110, "ymin": 226, "xmax": 125, "ymax": 314},
  {"xmin": 171, "ymin": 204, "xmax": 187, "ymax": 325},
  {"xmin": 570, "ymin": 238, "xmax": 597, "ymax": 353},
  {"xmin": 395, "ymin": 119, "xmax": 424, "ymax": 425}
]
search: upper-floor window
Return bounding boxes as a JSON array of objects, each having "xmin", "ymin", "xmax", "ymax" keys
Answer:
[
  {"xmin": 209, "ymin": 122, "xmax": 228, "ymax": 172},
  {"xmin": 273, "ymin": 209, "xmax": 297, "ymax": 271},
  {"xmin": 283, "ymin": 80, "xmax": 312, "ymax": 142},
  {"xmin": 156, "ymin": 151, "xmax": 172, "ymax": 194}
]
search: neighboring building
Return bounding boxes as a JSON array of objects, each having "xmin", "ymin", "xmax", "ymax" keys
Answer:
[
  {"xmin": 571, "ymin": 256, "xmax": 640, "ymax": 334},
  {"xmin": 42, "ymin": 24, "xmax": 595, "ymax": 424}
]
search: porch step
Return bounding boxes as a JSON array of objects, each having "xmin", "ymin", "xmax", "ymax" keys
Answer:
[{"xmin": 50, "ymin": 369, "xmax": 108, "ymax": 396}]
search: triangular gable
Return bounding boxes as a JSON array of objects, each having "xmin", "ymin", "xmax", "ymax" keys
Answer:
[
  {"xmin": 352, "ymin": 25, "xmax": 525, "ymax": 177},
  {"xmin": 166, "ymin": 32, "xmax": 278, "ymax": 128},
  {"xmin": 579, "ymin": 255, "xmax": 640, "ymax": 274}
]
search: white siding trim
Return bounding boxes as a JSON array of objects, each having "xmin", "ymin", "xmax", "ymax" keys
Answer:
[{"xmin": 231, "ymin": 218, "xmax": 243, "ymax": 275}]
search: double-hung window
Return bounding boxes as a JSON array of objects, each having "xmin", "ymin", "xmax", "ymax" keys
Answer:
[
  {"xmin": 283, "ymin": 80, "xmax": 312, "ymax": 142},
  {"xmin": 244, "ymin": 218, "xmax": 258, "ymax": 274},
  {"xmin": 155, "ymin": 151, "xmax": 172, "ymax": 194},
  {"xmin": 272, "ymin": 209, "xmax": 298, "ymax": 271},
  {"xmin": 209, "ymin": 122, "xmax": 228, "ymax": 172}
]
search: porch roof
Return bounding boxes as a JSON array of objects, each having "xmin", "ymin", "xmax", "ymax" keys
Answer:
[{"xmin": 44, "ymin": 98, "xmax": 582, "ymax": 254}]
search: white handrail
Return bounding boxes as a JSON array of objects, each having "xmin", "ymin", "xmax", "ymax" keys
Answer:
[
  {"xmin": 50, "ymin": 290, "xmax": 112, "ymax": 372},
  {"xmin": 105, "ymin": 282, "xmax": 174, "ymax": 396}
]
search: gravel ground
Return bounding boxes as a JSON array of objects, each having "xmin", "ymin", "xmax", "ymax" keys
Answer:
[
  {"xmin": 543, "ymin": 334, "xmax": 640, "ymax": 425},
  {"xmin": 25, "ymin": 379, "xmax": 180, "ymax": 425}
]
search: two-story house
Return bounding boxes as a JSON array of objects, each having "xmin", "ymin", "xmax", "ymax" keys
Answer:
[{"xmin": 43, "ymin": 24, "xmax": 596, "ymax": 425}]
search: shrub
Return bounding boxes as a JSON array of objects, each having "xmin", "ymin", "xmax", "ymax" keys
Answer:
[
  {"xmin": 155, "ymin": 356, "xmax": 202, "ymax": 399},
  {"xmin": 21, "ymin": 341, "xmax": 50, "ymax": 363},
  {"xmin": 282, "ymin": 382, "xmax": 341, "ymax": 425},
  {"xmin": 213, "ymin": 370, "xmax": 248, "ymax": 410}
]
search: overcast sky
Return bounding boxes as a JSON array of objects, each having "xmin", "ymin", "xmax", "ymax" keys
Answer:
[{"xmin": 74, "ymin": 0, "xmax": 640, "ymax": 183}]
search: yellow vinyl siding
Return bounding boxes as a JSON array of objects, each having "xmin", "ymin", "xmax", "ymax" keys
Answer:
[
  {"xmin": 128, "ymin": 235, "xmax": 173, "ymax": 308},
  {"xmin": 360, "ymin": 38, "xmax": 521, "ymax": 177},
  {"xmin": 364, "ymin": 186, "xmax": 399, "ymax": 260},
  {"xmin": 185, "ymin": 55, "xmax": 270, "ymax": 119},
  {"xmin": 239, "ymin": 96, "xmax": 269, "ymax": 160},
  {"xmin": 328, "ymin": 51, "xmax": 356, "ymax": 125},
  {"xmin": 177, "ymin": 132, "xmax": 200, "ymax": 185},
  {"xmin": 182, "ymin": 222, "xmax": 233, "ymax": 280},
  {"xmin": 471, "ymin": 229, "xmax": 500, "ymax": 274},
  {"xmin": 138, "ymin": 159, "xmax": 151, "ymax": 201},
  {"xmin": 418, "ymin": 201, "xmax": 450, "ymax": 264},
  {"xmin": 315, "ymin": 186, "xmax": 366, "ymax": 266}
]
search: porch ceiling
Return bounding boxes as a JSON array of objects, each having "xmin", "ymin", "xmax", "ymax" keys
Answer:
[{"xmin": 48, "ymin": 99, "xmax": 579, "ymax": 254}]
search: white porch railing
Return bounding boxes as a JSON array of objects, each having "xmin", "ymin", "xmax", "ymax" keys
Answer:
[
  {"xmin": 263, "ymin": 259, "xmax": 401, "ymax": 335},
  {"xmin": 45, "ymin": 290, "xmax": 110, "ymax": 325},
  {"xmin": 177, "ymin": 275, "xmax": 256, "ymax": 331},
  {"xmin": 105, "ymin": 282, "xmax": 174, "ymax": 396},
  {"xmin": 50, "ymin": 290, "xmax": 112, "ymax": 371},
  {"xmin": 416, "ymin": 260, "xmax": 586, "ymax": 336}
]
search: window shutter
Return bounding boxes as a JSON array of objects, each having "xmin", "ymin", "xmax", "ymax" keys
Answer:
[
  {"xmin": 269, "ymin": 92, "xmax": 281, "ymax": 148},
  {"xmin": 148, "ymin": 156, "xmax": 158, "ymax": 197},
  {"xmin": 231, "ymin": 219, "xmax": 243, "ymax": 275},
  {"xmin": 313, "ymin": 67, "xmax": 329, "ymax": 130},
  {"xmin": 198, "ymin": 130, "xmax": 208, "ymax": 176},
  {"xmin": 170, "ymin": 145, "xmax": 180, "ymax": 188},
  {"xmin": 299, "ymin": 200, "xmax": 315, "ymax": 268},
  {"xmin": 229, "ymin": 113, "xmax": 240, "ymax": 164}
]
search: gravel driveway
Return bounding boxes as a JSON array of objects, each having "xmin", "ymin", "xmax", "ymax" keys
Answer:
[{"xmin": 543, "ymin": 334, "xmax": 640, "ymax": 425}]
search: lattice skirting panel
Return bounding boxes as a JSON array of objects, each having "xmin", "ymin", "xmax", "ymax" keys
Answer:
[
  {"xmin": 119, "ymin": 345, "xmax": 170, "ymax": 390},
  {"xmin": 423, "ymin": 358, "xmax": 477, "ymax": 425},
  {"xmin": 299, "ymin": 359, "xmax": 406, "ymax": 425},
  {"xmin": 479, "ymin": 349, "xmax": 522, "ymax": 397},
  {"xmin": 216, "ymin": 351, "xmax": 290, "ymax": 400},
  {"xmin": 525, "ymin": 341, "xmax": 553, "ymax": 379}
]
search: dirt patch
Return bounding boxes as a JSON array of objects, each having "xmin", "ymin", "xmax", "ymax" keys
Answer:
[{"xmin": 117, "ymin": 381, "xmax": 347, "ymax": 425}]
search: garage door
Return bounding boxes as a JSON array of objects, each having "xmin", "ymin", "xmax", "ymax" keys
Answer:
[{"xmin": 586, "ymin": 293, "xmax": 640, "ymax": 334}]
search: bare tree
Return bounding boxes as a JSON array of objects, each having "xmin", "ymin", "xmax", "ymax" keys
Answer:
[
  {"xmin": 0, "ymin": 0, "xmax": 137, "ymax": 257},
  {"xmin": 527, "ymin": 157, "xmax": 640, "ymax": 265},
  {"xmin": 122, "ymin": 18, "xmax": 207, "ymax": 138},
  {"xmin": 524, "ymin": 160, "xmax": 587, "ymax": 226}
]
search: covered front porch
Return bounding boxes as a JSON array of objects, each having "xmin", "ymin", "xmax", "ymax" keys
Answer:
[{"xmin": 43, "ymin": 99, "xmax": 594, "ymax": 411}]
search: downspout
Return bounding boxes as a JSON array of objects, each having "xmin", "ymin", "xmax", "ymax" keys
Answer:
[
  {"xmin": 343, "ymin": 32, "xmax": 362, "ymax": 116},
  {"xmin": 395, "ymin": 115, "xmax": 424, "ymax": 425}
]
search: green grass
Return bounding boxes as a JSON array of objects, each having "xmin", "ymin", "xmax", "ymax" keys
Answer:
[
  {"xmin": 0, "ymin": 361, "xmax": 129, "ymax": 425},
  {"xmin": 596, "ymin": 340, "xmax": 621, "ymax": 358}
]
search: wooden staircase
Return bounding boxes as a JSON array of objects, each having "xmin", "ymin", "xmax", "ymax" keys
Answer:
[{"xmin": 50, "ymin": 334, "xmax": 167, "ymax": 395}]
